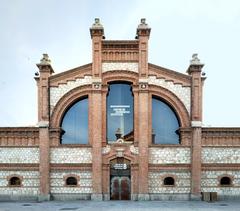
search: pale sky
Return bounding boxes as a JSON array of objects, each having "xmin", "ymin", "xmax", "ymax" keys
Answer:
[{"xmin": 0, "ymin": 0, "xmax": 240, "ymax": 127}]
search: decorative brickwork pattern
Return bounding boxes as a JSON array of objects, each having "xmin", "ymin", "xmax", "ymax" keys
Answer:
[
  {"xmin": 149, "ymin": 171, "xmax": 191, "ymax": 193},
  {"xmin": 149, "ymin": 148, "xmax": 191, "ymax": 164},
  {"xmin": 50, "ymin": 148, "xmax": 92, "ymax": 164},
  {"xmin": 0, "ymin": 148, "xmax": 39, "ymax": 163},
  {"xmin": 202, "ymin": 148, "xmax": 240, "ymax": 163},
  {"xmin": 50, "ymin": 170, "xmax": 92, "ymax": 194}
]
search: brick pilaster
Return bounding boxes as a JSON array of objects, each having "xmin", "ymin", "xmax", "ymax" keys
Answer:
[
  {"xmin": 187, "ymin": 54, "xmax": 205, "ymax": 199},
  {"xmin": 136, "ymin": 18, "xmax": 151, "ymax": 78},
  {"xmin": 35, "ymin": 54, "xmax": 54, "ymax": 201},
  {"xmin": 90, "ymin": 18, "xmax": 104, "ymax": 78},
  {"xmin": 90, "ymin": 84, "xmax": 103, "ymax": 200},
  {"xmin": 137, "ymin": 83, "xmax": 150, "ymax": 200}
]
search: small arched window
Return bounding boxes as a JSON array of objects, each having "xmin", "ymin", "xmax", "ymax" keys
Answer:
[
  {"xmin": 66, "ymin": 177, "xmax": 78, "ymax": 186},
  {"xmin": 9, "ymin": 176, "xmax": 21, "ymax": 186},
  {"xmin": 163, "ymin": 177, "xmax": 175, "ymax": 186},
  {"xmin": 220, "ymin": 176, "xmax": 232, "ymax": 186},
  {"xmin": 152, "ymin": 97, "xmax": 180, "ymax": 144},
  {"xmin": 61, "ymin": 98, "xmax": 88, "ymax": 144}
]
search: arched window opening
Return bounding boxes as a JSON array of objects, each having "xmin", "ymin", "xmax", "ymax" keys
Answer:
[
  {"xmin": 152, "ymin": 97, "xmax": 180, "ymax": 144},
  {"xmin": 107, "ymin": 83, "xmax": 134, "ymax": 142},
  {"xmin": 9, "ymin": 177, "xmax": 21, "ymax": 186},
  {"xmin": 66, "ymin": 177, "xmax": 78, "ymax": 186},
  {"xmin": 61, "ymin": 98, "xmax": 88, "ymax": 144},
  {"xmin": 163, "ymin": 177, "xmax": 175, "ymax": 186},
  {"xmin": 220, "ymin": 176, "xmax": 231, "ymax": 186}
]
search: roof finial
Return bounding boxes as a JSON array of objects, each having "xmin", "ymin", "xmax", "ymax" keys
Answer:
[
  {"xmin": 138, "ymin": 18, "xmax": 149, "ymax": 29},
  {"xmin": 190, "ymin": 53, "xmax": 201, "ymax": 65},
  {"xmin": 92, "ymin": 18, "xmax": 103, "ymax": 28},
  {"xmin": 40, "ymin": 53, "xmax": 51, "ymax": 65}
]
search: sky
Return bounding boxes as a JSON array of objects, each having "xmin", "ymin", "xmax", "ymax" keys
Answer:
[{"xmin": 0, "ymin": 0, "xmax": 240, "ymax": 127}]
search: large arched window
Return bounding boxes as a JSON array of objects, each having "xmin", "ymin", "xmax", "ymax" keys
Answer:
[
  {"xmin": 107, "ymin": 83, "xmax": 133, "ymax": 142},
  {"xmin": 61, "ymin": 98, "xmax": 88, "ymax": 144},
  {"xmin": 152, "ymin": 97, "xmax": 180, "ymax": 144}
]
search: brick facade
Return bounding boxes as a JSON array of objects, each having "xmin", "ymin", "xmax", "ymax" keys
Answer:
[{"xmin": 0, "ymin": 18, "xmax": 240, "ymax": 201}]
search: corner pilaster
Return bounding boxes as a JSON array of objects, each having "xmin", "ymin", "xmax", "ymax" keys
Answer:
[
  {"xmin": 187, "ymin": 54, "xmax": 205, "ymax": 200},
  {"xmin": 35, "ymin": 54, "xmax": 54, "ymax": 201}
]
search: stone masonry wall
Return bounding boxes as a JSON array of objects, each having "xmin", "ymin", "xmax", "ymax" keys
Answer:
[
  {"xmin": 149, "ymin": 171, "xmax": 191, "ymax": 193},
  {"xmin": 149, "ymin": 148, "xmax": 191, "ymax": 164},
  {"xmin": 201, "ymin": 171, "xmax": 240, "ymax": 197},
  {"xmin": 50, "ymin": 76, "xmax": 93, "ymax": 113},
  {"xmin": 50, "ymin": 148, "xmax": 92, "ymax": 164},
  {"xmin": 202, "ymin": 147, "xmax": 240, "ymax": 163},
  {"xmin": 0, "ymin": 148, "xmax": 39, "ymax": 163},
  {"xmin": 0, "ymin": 171, "xmax": 39, "ymax": 196},
  {"xmin": 102, "ymin": 62, "xmax": 138, "ymax": 73},
  {"xmin": 50, "ymin": 170, "xmax": 92, "ymax": 194},
  {"xmin": 147, "ymin": 76, "xmax": 191, "ymax": 113}
]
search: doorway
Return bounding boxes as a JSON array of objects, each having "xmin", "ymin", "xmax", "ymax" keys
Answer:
[{"xmin": 110, "ymin": 158, "xmax": 131, "ymax": 200}]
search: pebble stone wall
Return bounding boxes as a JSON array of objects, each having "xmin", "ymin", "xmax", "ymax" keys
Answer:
[
  {"xmin": 0, "ymin": 148, "xmax": 39, "ymax": 163},
  {"xmin": 149, "ymin": 171, "xmax": 191, "ymax": 193},
  {"xmin": 149, "ymin": 148, "xmax": 191, "ymax": 164},
  {"xmin": 201, "ymin": 171, "xmax": 240, "ymax": 196},
  {"xmin": 202, "ymin": 147, "xmax": 240, "ymax": 163},
  {"xmin": 0, "ymin": 171, "xmax": 39, "ymax": 195},
  {"xmin": 50, "ymin": 148, "xmax": 92, "ymax": 163},
  {"xmin": 147, "ymin": 76, "xmax": 191, "ymax": 113},
  {"xmin": 50, "ymin": 76, "xmax": 94, "ymax": 112},
  {"xmin": 102, "ymin": 62, "xmax": 138, "ymax": 73},
  {"xmin": 50, "ymin": 170, "xmax": 92, "ymax": 194}
]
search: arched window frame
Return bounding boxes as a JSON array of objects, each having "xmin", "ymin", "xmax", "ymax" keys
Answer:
[
  {"xmin": 64, "ymin": 174, "xmax": 80, "ymax": 187},
  {"xmin": 7, "ymin": 175, "xmax": 23, "ymax": 187},
  {"xmin": 151, "ymin": 95, "xmax": 181, "ymax": 145},
  {"xmin": 218, "ymin": 175, "xmax": 233, "ymax": 187},
  {"xmin": 60, "ymin": 96, "xmax": 89, "ymax": 145},
  {"xmin": 162, "ymin": 175, "xmax": 176, "ymax": 187},
  {"xmin": 106, "ymin": 82, "xmax": 134, "ymax": 143}
]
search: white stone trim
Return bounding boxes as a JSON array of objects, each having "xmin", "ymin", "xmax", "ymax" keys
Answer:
[
  {"xmin": 191, "ymin": 121, "xmax": 202, "ymax": 127},
  {"xmin": 102, "ymin": 62, "xmax": 138, "ymax": 73},
  {"xmin": 37, "ymin": 121, "xmax": 49, "ymax": 128}
]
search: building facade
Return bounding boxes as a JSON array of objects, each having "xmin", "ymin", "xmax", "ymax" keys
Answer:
[{"xmin": 0, "ymin": 19, "xmax": 240, "ymax": 201}]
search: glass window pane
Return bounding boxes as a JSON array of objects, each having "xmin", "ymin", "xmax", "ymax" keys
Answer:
[
  {"xmin": 152, "ymin": 98, "xmax": 179, "ymax": 144},
  {"xmin": 61, "ymin": 98, "xmax": 88, "ymax": 144},
  {"xmin": 107, "ymin": 84, "xmax": 133, "ymax": 142}
]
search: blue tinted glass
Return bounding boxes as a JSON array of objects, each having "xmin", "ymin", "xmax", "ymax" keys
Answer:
[
  {"xmin": 107, "ymin": 84, "xmax": 133, "ymax": 141},
  {"xmin": 61, "ymin": 98, "xmax": 88, "ymax": 144},
  {"xmin": 152, "ymin": 98, "xmax": 179, "ymax": 144}
]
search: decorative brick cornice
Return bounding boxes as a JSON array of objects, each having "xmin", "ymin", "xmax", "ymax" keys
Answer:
[{"xmin": 0, "ymin": 127, "xmax": 39, "ymax": 146}]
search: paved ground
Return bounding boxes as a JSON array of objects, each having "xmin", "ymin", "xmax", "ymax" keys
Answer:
[{"xmin": 0, "ymin": 201, "xmax": 240, "ymax": 211}]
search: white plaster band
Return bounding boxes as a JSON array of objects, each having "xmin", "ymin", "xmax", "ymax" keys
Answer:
[
  {"xmin": 38, "ymin": 121, "xmax": 49, "ymax": 128},
  {"xmin": 191, "ymin": 121, "xmax": 202, "ymax": 127}
]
